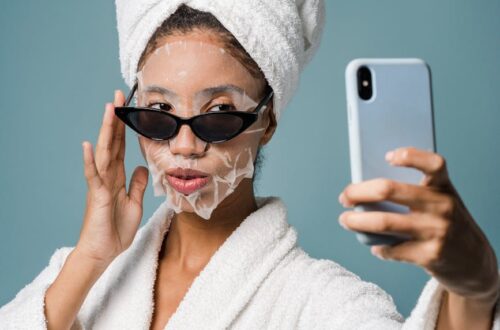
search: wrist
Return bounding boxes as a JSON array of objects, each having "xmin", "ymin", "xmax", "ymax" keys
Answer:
[
  {"xmin": 447, "ymin": 283, "xmax": 499, "ymax": 311},
  {"xmin": 72, "ymin": 246, "xmax": 114, "ymax": 274},
  {"xmin": 471, "ymin": 275, "xmax": 500, "ymax": 306},
  {"xmin": 438, "ymin": 289, "xmax": 498, "ymax": 330}
]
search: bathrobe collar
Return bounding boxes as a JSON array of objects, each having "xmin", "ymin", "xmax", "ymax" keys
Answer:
[{"xmin": 101, "ymin": 195, "xmax": 298, "ymax": 329}]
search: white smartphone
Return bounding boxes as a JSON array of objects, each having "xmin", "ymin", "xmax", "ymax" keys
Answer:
[{"xmin": 344, "ymin": 58, "xmax": 437, "ymax": 246}]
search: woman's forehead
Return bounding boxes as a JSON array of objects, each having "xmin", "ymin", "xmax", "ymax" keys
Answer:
[{"xmin": 138, "ymin": 39, "xmax": 260, "ymax": 97}]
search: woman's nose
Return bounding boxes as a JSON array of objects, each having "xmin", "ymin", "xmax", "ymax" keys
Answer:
[{"xmin": 168, "ymin": 124, "xmax": 207, "ymax": 157}]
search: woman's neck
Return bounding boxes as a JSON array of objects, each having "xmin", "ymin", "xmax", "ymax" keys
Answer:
[{"xmin": 159, "ymin": 178, "xmax": 258, "ymax": 273}]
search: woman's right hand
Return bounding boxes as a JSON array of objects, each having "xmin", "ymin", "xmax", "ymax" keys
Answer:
[{"xmin": 77, "ymin": 90, "xmax": 149, "ymax": 268}]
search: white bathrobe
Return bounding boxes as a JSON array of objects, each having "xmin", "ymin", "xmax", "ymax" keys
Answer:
[{"xmin": 1, "ymin": 196, "xmax": 499, "ymax": 329}]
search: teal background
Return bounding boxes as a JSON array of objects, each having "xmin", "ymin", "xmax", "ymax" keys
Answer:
[{"xmin": 1, "ymin": 0, "xmax": 499, "ymax": 317}]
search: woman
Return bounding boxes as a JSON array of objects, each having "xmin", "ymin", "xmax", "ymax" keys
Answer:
[{"xmin": 1, "ymin": 1, "xmax": 499, "ymax": 329}]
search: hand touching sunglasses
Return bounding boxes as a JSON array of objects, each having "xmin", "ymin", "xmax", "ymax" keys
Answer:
[{"xmin": 114, "ymin": 83, "xmax": 274, "ymax": 144}]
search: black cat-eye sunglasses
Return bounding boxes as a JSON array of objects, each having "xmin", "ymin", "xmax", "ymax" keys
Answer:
[{"xmin": 114, "ymin": 82, "xmax": 274, "ymax": 144}]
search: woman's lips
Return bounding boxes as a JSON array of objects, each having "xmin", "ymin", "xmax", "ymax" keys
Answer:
[{"xmin": 165, "ymin": 168, "xmax": 210, "ymax": 195}]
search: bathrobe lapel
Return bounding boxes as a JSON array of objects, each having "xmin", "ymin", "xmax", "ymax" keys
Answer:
[
  {"xmin": 87, "ymin": 195, "xmax": 297, "ymax": 330},
  {"xmin": 163, "ymin": 196, "xmax": 298, "ymax": 329}
]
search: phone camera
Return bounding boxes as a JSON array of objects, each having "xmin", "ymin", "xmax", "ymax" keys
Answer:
[{"xmin": 357, "ymin": 66, "xmax": 373, "ymax": 100}]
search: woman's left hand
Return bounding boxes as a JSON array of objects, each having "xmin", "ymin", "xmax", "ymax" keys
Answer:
[{"xmin": 337, "ymin": 146, "xmax": 499, "ymax": 303}]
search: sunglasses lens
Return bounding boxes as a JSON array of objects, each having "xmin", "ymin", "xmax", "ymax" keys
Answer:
[
  {"xmin": 128, "ymin": 110, "xmax": 177, "ymax": 140},
  {"xmin": 192, "ymin": 113, "xmax": 245, "ymax": 142}
]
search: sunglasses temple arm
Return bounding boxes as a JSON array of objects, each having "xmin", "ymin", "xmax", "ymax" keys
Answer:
[
  {"xmin": 124, "ymin": 82, "xmax": 138, "ymax": 106},
  {"xmin": 253, "ymin": 89, "xmax": 274, "ymax": 114}
]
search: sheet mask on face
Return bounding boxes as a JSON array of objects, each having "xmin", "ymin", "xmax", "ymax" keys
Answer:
[{"xmin": 136, "ymin": 40, "xmax": 268, "ymax": 220}]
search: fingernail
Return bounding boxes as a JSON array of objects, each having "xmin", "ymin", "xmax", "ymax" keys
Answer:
[
  {"xmin": 338, "ymin": 192, "xmax": 345, "ymax": 204},
  {"xmin": 373, "ymin": 247, "xmax": 388, "ymax": 260},
  {"xmin": 339, "ymin": 193, "xmax": 352, "ymax": 207},
  {"xmin": 338, "ymin": 214, "xmax": 348, "ymax": 228},
  {"xmin": 385, "ymin": 150, "xmax": 394, "ymax": 162}
]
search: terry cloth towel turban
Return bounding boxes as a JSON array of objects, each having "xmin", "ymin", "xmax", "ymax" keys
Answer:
[{"xmin": 115, "ymin": 0, "xmax": 325, "ymax": 122}]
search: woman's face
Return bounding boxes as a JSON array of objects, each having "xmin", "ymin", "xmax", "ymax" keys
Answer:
[{"xmin": 136, "ymin": 31, "xmax": 275, "ymax": 220}]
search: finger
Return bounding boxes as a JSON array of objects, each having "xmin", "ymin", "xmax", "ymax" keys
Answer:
[
  {"xmin": 371, "ymin": 239, "xmax": 439, "ymax": 267},
  {"xmin": 111, "ymin": 106, "xmax": 125, "ymax": 160},
  {"xmin": 95, "ymin": 103, "xmax": 115, "ymax": 171},
  {"xmin": 82, "ymin": 141, "xmax": 103, "ymax": 189},
  {"xmin": 339, "ymin": 178, "xmax": 449, "ymax": 213},
  {"xmin": 386, "ymin": 146, "xmax": 451, "ymax": 189},
  {"xmin": 117, "ymin": 130, "xmax": 126, "ymax": 162},
  {"xmin": 128, "ymin": 166, "xmax": 149, "ymax": 205},
  {"xmin": 114, "ymin": 89, "xmax": 126, "ymax": 107},
  {"xmin": 339, "ymin": 210, "xmax": 439, "ymax": 240},
  {"xmin": 111, "ymin": 91, "xmax": 126, "ymax": 160}
]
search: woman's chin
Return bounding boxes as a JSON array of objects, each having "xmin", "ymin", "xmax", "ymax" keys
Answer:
[
  {"xmin": 165, "ymin": 177, "xmax": 245, "ymax": 219},
  {"xmin": 168, "ymin": 185, "xmax": 212, "ymax": 210}
]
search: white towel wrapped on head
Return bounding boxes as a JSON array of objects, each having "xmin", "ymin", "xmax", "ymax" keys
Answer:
[{"xmin": 115, "ymin": 0, "xmax": 326, "ymax": 122}]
